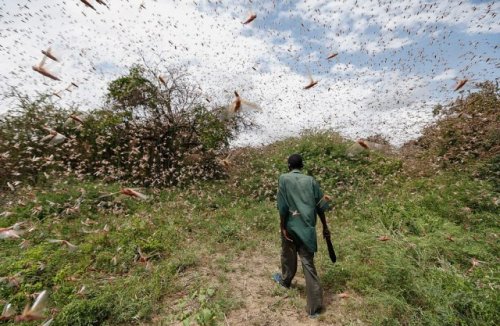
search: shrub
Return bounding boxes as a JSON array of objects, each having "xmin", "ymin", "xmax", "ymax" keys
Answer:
[
  {"xmin": 0, "ymin": 65, "xmax": 249, "ymax": 189},
  {"xmin": 402, "ymin": 81, "xmax": 500, "ymax": 173}
]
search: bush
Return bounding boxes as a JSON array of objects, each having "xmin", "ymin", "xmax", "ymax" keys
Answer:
[
  {"xmin": 403, "ymin": 81, "xmax": 500, "ymax": 172},
  {"xmin": 0, "ymin": 65, "xmax": 249, "ymax": 190}
]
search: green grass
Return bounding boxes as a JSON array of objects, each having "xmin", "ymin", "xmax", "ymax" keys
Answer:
[{"xmin": 1, "ymin": 132, "xmax": 499, "ymax": 325}]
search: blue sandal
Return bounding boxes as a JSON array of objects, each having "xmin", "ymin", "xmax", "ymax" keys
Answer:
[
  {"xmin": 309, "ymin": 312, "xmax": 320, "ymax": 319},
  {"xmin": 272, "ymin": 273, "xmax": 289, "ymax": 288}
]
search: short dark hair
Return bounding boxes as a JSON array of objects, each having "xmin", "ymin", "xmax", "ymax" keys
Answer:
[{"xmin": 288, "ymin": 154, "xmax": 303, "ymax": 170}]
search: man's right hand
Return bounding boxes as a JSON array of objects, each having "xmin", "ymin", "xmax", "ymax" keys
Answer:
[
  {"xmin": 323, "ymin": 228, "xmax": 331, "ymax": 239},
  {"xmin": 282, "ymin": 228, "xmax": 293, "ymax": 242}
]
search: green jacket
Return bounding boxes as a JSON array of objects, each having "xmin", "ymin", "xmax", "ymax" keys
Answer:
[{"xmin": 277, "ymin": 169, "xmax": 330, "ymax": 252}]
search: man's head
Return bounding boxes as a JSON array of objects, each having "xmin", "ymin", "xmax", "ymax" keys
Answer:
[{"xmin": 288, "ymin": 154, "xmax": 303, "ymax": 171}]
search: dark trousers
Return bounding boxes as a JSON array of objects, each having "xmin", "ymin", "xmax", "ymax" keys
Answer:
[{"xmin": 281, "ymin": 235, "xmax": 323, "ymax": 314}]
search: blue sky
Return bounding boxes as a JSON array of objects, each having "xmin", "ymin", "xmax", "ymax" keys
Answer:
[{"xmin": 0, "ymin": 0, "xmax": 498, "ymax": 146}]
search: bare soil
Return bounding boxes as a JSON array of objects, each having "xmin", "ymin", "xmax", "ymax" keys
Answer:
[
  {"xmin": 222, "ymin": 242, "xmax": 365, "ymax": 326},
  {"xmin": 159, "ymin": 241, "xmax": 366, "ymax": 325}
]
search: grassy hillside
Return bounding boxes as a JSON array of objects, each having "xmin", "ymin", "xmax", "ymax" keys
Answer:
[{"xmin": 1, "ymin": 130, "xmax": 498, "ymax": 325}]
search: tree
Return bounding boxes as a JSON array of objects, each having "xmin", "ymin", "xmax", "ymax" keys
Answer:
[{"xmin": 0, "ymin": 65, "xmax": 249, "ymax": 189}]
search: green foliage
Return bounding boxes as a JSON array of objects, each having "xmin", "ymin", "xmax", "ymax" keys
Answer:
[
  {"xmin": 54, "ymin": 294, "xmax": 113, "ymax": 326},
  {"xmin": 1, "ymin": 84, "xmax": 499, "ymax": 325},
  {"xmin": 0, "ymin": 65, "xmax": 246, "ymax": 190},
  {"xmin": 178, "ymin": 288, "xmax": 219, "ymax": 326},
  {"xmin": 0, "ymin": 92, "xmax": 76, "ymax": 187},
  {"xmin": 315, "ymin": 170, "xmax": 499, "ymax": 325},
  {"xmin": 404, "ymin": 81, "xmax": 500, "ymax": 174},
  {"xmin": 107, "ymin": 66, "xmax": 158, "ymax": 109},
  {"xmin": 192, "ymin": 105, "xmax": 232, "ymax": 150}
]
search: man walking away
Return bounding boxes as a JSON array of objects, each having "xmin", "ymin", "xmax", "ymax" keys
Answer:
[{"xmin": 273, "ymin": 153, "xmax": 331, "ymax": 318}]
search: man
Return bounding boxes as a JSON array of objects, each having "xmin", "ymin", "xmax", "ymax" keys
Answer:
[{"xmin": 273, "ymin": 153, "xmax": 331, "ymax": 318}]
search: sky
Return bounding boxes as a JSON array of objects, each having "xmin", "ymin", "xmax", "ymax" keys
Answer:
[{"xmin": 0, "ymin": 0, "xmax": 498, "ymax": 147}]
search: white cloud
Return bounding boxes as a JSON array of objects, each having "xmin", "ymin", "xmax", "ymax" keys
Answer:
[
  {"xmin": 0, "ymin": 0, "xmax": 497, "ymax": 148},
  {"xmin": 433, "ymin": 69, "xmax": 457, "ymax": 81}
]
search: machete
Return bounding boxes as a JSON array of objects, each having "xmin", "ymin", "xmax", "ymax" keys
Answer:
[{"xmin": 325, "ymin": 236, "xmax": 336, "ymax": 263}]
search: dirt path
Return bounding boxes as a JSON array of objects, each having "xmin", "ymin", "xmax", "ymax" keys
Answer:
[
  {"xmin": 222, "ymin": 242, "xmax": 365, "ymax": 326},
  {"xmin": 159, "ymin": 240, "xmax": 365, "ymax": 325}
]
